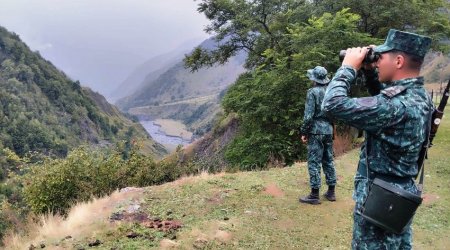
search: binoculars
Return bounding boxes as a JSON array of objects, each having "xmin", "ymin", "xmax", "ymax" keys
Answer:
[{"xmin": 339, "ymin": 48, "xmax": 380, "ymax": 63}]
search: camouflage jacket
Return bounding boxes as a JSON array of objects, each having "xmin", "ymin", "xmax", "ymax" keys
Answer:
[
  {"xmin": 300, "ymin": 85, "xmax": 333, "ymax": 135},
  {"xmin": 322, "ymin": 66, "xmax": 434, "ymax": 177}
]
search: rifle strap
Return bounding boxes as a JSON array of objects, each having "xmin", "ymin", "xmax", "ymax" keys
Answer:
[{"xmin": 417, "ymin": 105, "xmax": 434, "ymax": 195}]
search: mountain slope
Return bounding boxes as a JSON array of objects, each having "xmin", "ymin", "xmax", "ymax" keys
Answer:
[
  {"xmin": 82, "ymin": 88, "xmax": 167, "ymax": 157},
  {"xmin": 108, "ymin": 48, "xmax": 189, "ymax": 103},
  {"xmin": 117, "ymin": 38, "xmax": 245, "ymax": 110},
  {"xmin": 116, "ymin": 38, "xmax": 246, "ymax": 136},
  {"xmin": 422, "ymin": 52, "xmax": 450, "ymax": 84},
  {"xmin": 0, "ymin": 26, "xmax": 166, "ymax": 158},
  {"xmin": 6, "ymin": 112, "xmax": 450, "ymax": 249}
]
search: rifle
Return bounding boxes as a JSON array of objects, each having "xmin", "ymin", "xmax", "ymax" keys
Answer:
[
  {"xmin": 429, "ymin": 80, "xmax": 450, "ymax": 144},
  {"xmin": 416, "ymin": 79, "xmax": 450, "ymax": 188}
]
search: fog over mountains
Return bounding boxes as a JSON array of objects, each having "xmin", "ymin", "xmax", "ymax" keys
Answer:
[{"xmin": 0, "ymin": 0, "xmax": 209, "ymax": 99}]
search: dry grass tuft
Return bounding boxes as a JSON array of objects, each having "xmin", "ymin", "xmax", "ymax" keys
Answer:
[{"xmin": 3, "ymin": 188, "xmax": 144, "ymax": 249}]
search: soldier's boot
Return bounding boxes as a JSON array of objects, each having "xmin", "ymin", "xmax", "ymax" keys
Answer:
[
  {"xmin": 323, "ymin": 185, "xmax": 336, "ymax": 201},
  {"xmin": 299, "ymin": 188, "xmax": 321, "ymax": 205}
]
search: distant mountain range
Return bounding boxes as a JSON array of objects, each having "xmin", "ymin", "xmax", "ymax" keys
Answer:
[
  {"xmin": 108, "ymin": 41, "xmax": 198, "ymax": 103},
  {"xmin": 0, "ymin": 26, "xmax": 166, "ymax": 158},
  {"xmin": 115, "ymin": 38, "xmax": 247, "ymax": 136}
]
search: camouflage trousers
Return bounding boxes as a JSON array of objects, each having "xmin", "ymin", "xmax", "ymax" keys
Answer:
[
  {"xmin": 352, "ymin": 173, "xmax": 419, "ymax": 249},
  {"xmin": 307, "ymin": 134, "xmax": 336, "ymax": 189}
]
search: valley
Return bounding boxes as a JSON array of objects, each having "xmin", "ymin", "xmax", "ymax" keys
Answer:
[
  {"xmin": 140, "ymin": 119, "xmax": 192, "ymax": 152},
  {"xmin": 1, "ymin": 1, "xmax": 450, "ymax": 248}
]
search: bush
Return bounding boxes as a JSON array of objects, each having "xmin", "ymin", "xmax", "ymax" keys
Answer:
[
  {"xmin": 22, "ymin": 144, "xmax": 196, "ymax": 215},
  {"xmin": 0, "ymin": 149, "xmax": 30, "ymax": 243},
  {"xmin": 0, "ymin": 204, "xmax": 11, "ymax": 241}
]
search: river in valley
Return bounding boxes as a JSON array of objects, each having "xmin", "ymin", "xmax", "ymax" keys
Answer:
[{"xmin": 140, "ymin": 120, "xmax": 191, "ymax": 151}]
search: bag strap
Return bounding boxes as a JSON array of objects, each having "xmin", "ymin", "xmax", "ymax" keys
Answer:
[
  {"xmin": 363, "ymin": 113, "xmax": 431, "ymax": 197},
  {"xmin": 358, "ymin": 135, "xmax": 371, "ymax": 214},
  {"xmin": 364, "ymin": 134, "xmax": 371, "ymax": 184}
]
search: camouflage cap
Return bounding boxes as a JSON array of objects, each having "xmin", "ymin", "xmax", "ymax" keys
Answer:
[
  {"xmin": 374, "ymin": 29, "xmax": 431, "ymax": 58},
  {"xmin": 307, "ymin": 66, "xmax": 330, "ymax": 85}
]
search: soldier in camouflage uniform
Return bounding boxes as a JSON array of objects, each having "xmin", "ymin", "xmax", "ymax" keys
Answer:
[
  {"xmin": 322, "ymin": 29, "xmax": 433, "ymax": 249},
  {"xmin": 299, "ymin": 66, "xmax": 337, "ymax": 205}
]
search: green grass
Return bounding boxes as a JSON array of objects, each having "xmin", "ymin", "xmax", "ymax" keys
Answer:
[
  {"xmin": 413, "ymin": 105, "xmax": 450, "ymax": 250},
  {"xmin": 17, "ymin": 113, "xmax": 450, "ymax": 250}
]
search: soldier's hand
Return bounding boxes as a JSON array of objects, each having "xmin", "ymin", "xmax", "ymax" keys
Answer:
[
  {"xmin": 301, "ymin": 135, "xmax": 308, "ymax": 144},
  {"xmin": 342, "ymin": 47, "xmax": 369, "ymax": 70}
]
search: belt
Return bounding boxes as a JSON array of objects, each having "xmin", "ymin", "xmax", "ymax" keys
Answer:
[{"xmin": 357, "ymin": 165, "xmax": 413, "ymax": 184}]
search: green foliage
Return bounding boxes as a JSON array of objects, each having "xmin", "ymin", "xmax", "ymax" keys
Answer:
[
  {"xmin": 22, "ymin": 144, "xmax": 194, "ymax": 215},
  {"xmin": 0, "ymin": 147, "xmax": 31, "ymax": 242},
  {"xmin": 186, "ymin": 0, "xmax": 449, "ymax": 168},
  {"xmin": 0, "ymin": 202, "xmax": 12, "ymax": 242},
  {"xmin": 0, "ymin": 147, "xmax": 29, "ymax": 180},
  {"xmin": 184, "ymin": 0, "xmax": 301, "ymax": 71},
  {"xmin": 222, "ymin": 71, "xmax": 304, "ymax": 167},
  {"xmin": 0, "ymin": 142, "xmax": 166, "ymax": 242},
  {"xmin": 313, "ymin": 0, "xmax": 450, "ymax": 51},
  {"xmin": 285, "ymin": 9, "xmax": 376, "ymax": 72},
  {"xmin": 186, "ymin": 0, "xmax": 449, "ymax": 72},
  {"xmin": 0, "ymin": 26, "xmax": 162, "ymax": 159},
  {"xmin": 220, "ymin": 10, "xmax": 376, "ymax": 168}
]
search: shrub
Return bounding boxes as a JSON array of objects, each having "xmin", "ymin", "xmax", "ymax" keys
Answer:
[{"xmin": 22, "ymin": 144, "xmax": 196, "ymax": 215}]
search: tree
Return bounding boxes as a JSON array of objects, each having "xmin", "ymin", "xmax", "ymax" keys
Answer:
[
  {"xmin": 186, "ymin": 0, "xmax": 449, "ymax": 72},
  {"xmin": 311, "ymin": 0, "xmax": 450, "ymax": 51},
  {"xmin": 221, "ymin": 9, "xmax": 376, "ymax": 168},
  {"xmin": 185, "ymin": 0, "xmax": 305, "ymax": 71},
  {"xmin": 185, "ymin": 0, "xmax": 449, "ymax": 168}
]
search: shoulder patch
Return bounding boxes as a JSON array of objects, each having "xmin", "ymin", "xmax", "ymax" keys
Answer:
[
  {"xmin": 381, "ymin": 86, "xmax": 407, "ymax": 98},
  {"xmin": 356, "ymin": 97, "xmax": 378, "ymax": 107}
]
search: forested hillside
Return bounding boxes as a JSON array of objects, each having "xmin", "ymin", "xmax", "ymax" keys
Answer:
[{"xmin": 0, "ymin": 26, "xmax": 165, "ymax": 158}]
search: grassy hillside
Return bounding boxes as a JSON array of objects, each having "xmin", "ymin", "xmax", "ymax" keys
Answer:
[
  {"xmin": 7, "ymin": 108, "xmax": 449, "ymax": 249},
  {"xmin": 0, "ymin": 26, "xmax": 166, "ymax": 158},
  {"xmin": 422, "ymin": 52, "xmax": 450, "ymax": 84}
]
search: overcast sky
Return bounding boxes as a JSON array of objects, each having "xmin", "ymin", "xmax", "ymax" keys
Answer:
[{"xmin": 0, "ymin": 0, "xmax": 209, "ymax": 97}]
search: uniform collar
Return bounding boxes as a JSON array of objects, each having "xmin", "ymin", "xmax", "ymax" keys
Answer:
[{"xmin": 389, "ymin": 76, "xmax": 424, "ymax": 89}]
